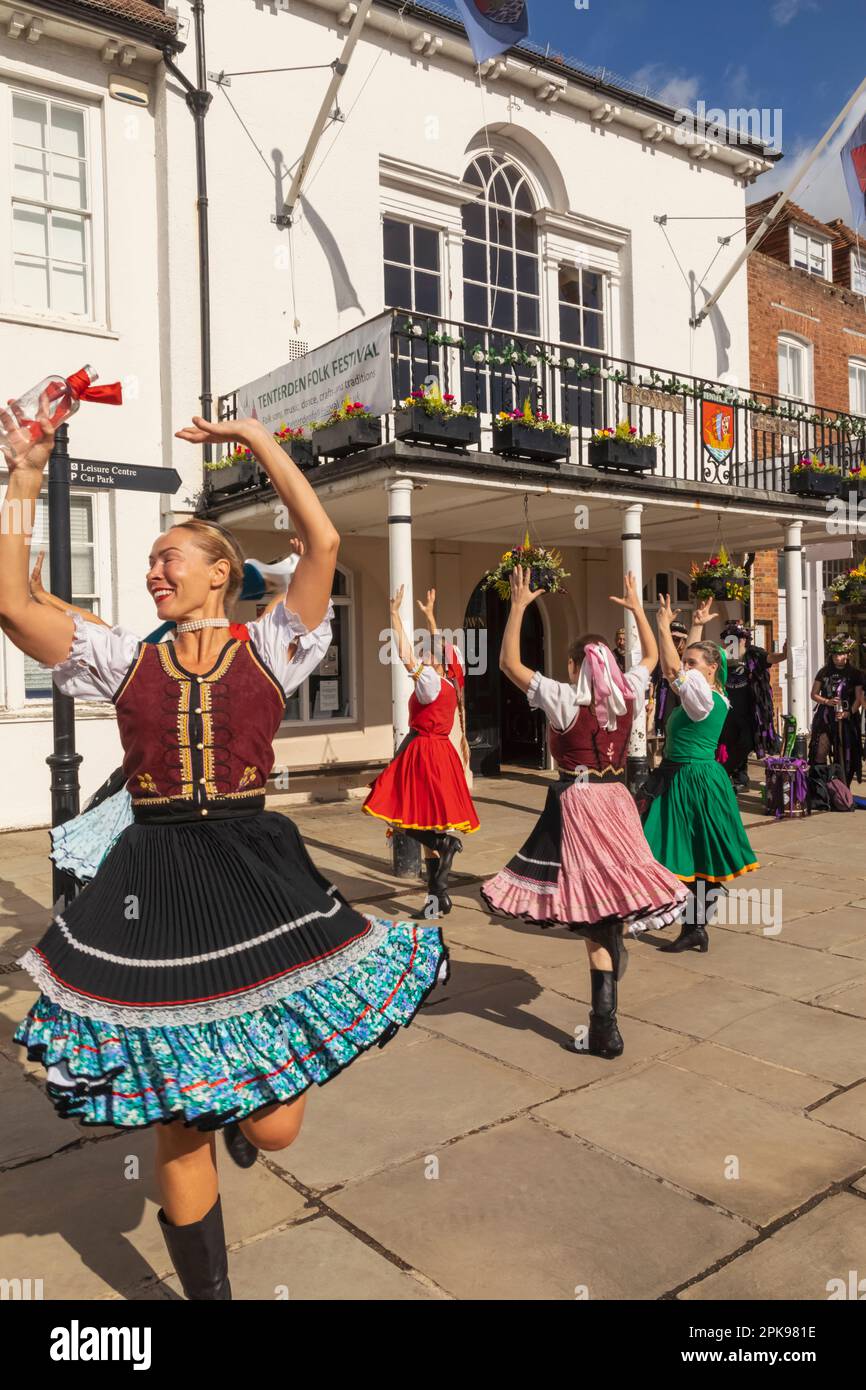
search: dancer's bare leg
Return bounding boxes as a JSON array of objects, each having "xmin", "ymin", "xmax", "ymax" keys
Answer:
[
  {"xmin": 155, "ymin": 1123, "xmax": 219, "ymax": 1226},
  {"xmin": 238, "ymin": 1095, "xmax": 308, "ymax": 1152}
]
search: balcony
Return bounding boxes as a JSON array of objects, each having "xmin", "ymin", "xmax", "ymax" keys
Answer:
[{"xmin": 211, "ymin": 309, "xmax": 866, "ymax": 503}]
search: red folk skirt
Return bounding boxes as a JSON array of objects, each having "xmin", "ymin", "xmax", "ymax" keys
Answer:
[{"xmin": 363, "ymin": 733, "xmax": 480, "ymax": 834}]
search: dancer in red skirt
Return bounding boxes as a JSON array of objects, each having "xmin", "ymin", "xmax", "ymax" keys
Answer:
[
  {"xmin": 482, "ymin": 569, "xmax": 687, "ymax": 1059},
  {"xmin": 364, "ymin": 585, "xmax": 479, "ymax": 916}
]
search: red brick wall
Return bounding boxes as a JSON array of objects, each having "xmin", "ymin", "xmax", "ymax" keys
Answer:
[
  {"xmin": 747, "ymin": 251, "xmax": 866, "ymax": 411},
  {"xmin": 751, "ymin": 548, "xmax": 782, "ymax": 712}
]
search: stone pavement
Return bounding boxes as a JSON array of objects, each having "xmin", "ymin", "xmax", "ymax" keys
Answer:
[{"xmin": 1, "ymin": 774, "xmax": 865, "ymax": 1301}]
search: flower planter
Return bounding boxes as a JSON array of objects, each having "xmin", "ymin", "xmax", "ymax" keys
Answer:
[
  {"xmin": 395, "ymin": 408, "xmax": 480, "ymax": 450},
  {"xmin": 492, "ymin": 421, "xmax": 570, "ymax": 464},
  {"xmin": 588, "ymin": 439, "xmax": 658, "ymax": 474},
  {"xmin": 207, "ymin": 457, "xmax": 257, "ymax": 497},
  {"xmin": 696, "ymin": 575, "xmax": 742, "ymax": 601},
  {"xmin": 278, "ymin": 437, "xmax": 316, "ymax": 471},
  {"xmin": 313, "ymin": 416, "xmax": 382, "ymax": 460},
  {"xmin": 789, "ymin": 468, "xmax": 842, "ymax": 498},
  {"xmin": 844, "ymin": 476, "xmax": 866, "ymax": 502}
]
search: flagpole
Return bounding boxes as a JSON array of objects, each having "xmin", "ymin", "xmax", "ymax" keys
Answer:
[{"xmin": 693, "ymin": 74, "xmax": 866, "ymax": 327}]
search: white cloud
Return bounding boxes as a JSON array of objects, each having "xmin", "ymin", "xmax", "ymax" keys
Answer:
[
  {"xmin": 771, "ymin": 0, "xmax": 818, "ymax": 26},
  {"xmin": 631, "ymin": 62, "xmax": 701, "ymax": 111},
  {"xmin": 749, "ymin": 108, "xmax": 861, "ymax": 227}
]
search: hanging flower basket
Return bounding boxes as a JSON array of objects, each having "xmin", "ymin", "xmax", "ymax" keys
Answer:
[
  {"xmin": 588, "ymin": 422, "xmax": 660, "ymax": 474},
  {"xmin": 312, "ymin": 397, "xmax": 381, "ymax": 460},
  {"xmin": 829, "ymin": 561, "xmax": 866, "ymax": 606},
  {"xmin": 790, "ymin": 455, "xmax": 843, "ymax": 498},
  {"xmin": 394, "ymin": 384, "xmax": 480, "ymax": 449},
  {"xmin": 492, "ymin": 400, "xmax": 571, "ymax": 465},
  {"xmin": 481, "ymin": 533, "xmax": 570, "ymax": 601},
  {"xmin": 690, "ymin": 548, "xmax": 750, "ymax": 603}
]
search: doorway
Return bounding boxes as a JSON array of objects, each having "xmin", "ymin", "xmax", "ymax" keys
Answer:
[{"xmin": 463, "ymin": 579, "xmax": 547, "ymax": 775}]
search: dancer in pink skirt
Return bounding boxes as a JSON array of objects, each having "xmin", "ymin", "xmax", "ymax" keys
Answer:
[{"xmin": 482, "ymin": 568, "xmax": 688, "ymax": 1058}]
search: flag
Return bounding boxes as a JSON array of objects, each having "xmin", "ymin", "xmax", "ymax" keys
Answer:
[
  {"xmin": 453, "ymin": 0, "xmax": 529, "ymax": 66},
  {"xmin": 841, "ymin": 111, "xmax": 866, "ymax": 229}
]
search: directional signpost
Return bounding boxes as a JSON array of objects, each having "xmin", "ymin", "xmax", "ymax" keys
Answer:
[{"xmin": 48, "ymin": 423, "xmax": 181, "ymax": 903}]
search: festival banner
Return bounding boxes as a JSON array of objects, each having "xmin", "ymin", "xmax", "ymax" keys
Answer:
[
  {"xmin": 702, "ymin": 400, "xmax": 735, "ymax": 463},
  {"xmin": 236, "ymin": 312, "xmax": 393, "ymax": 433},
  {"xmin": 453, "ymin": 0, "xmax": 530, "ymax": 66}
]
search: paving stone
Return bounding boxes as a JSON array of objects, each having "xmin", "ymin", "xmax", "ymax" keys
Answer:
[
  {"xmin": 536, "ymin": 1062, "xmax": 866, "ymax": 1225},
  {"xmin": 774, "ymin": 907, "xmax": 866, "ymax": 951},
  {"xmin": 656, "ymin": 928, "xmax": 866, "ymax": 1001},
  {"xmin": 813, "ymin": 979, "xmax": 866, "ymax": 1019},
  {"xmin": 158, "ymin": 1214, "xmax": 443, "ymax": 1301},
  {"xmin": 680, "ymin": 1193, "xmax": 866, "ymax": 1300},
  {"xmin": 266, "ymin": 1032, "xmax": 556, "ymax": 1192},
  {"xmin": 0, "ymin": 1068, "xmax": 78, "ymax": 1168},
  {"xmin": 329, "ymin": 1116, "xmax": 751, "ymax": 1300},
  {"xmin": 809, "ymin": 1083, "xmax": 866, "ymax": 1141},
  {"xmin": 664, "ymin": 1042, "xmax": 833, "ymax": 1110},
  {"xmin": 621, "ymin": 977, "xmax": 778, "ymax": 1039},
  {"xmin": 0, "ymin": 1131, "xmax": 308, "ymax": 1299},
  {"xmin": 419, "ymin": 978, "xmax": 684, "ymax": 1087},
  {"xmin": 713, "ymin": 1001, "xmax": 866, "ymax": 1087}
]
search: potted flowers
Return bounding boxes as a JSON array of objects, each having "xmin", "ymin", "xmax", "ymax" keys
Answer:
[
  {"xmin": 312, "ymin": 397, "xmax": 382, "ymax": 460},
  {"xmin": 690, "ymin": 547, "xmax": 750, "ymax": 602},
  {"xmin": 481, "ymin": 531, "xmax": 570, "ymax": 600},
  {"xmin": 829, "ymin": 560, "xmax": 866, "ymax": 606},
  {"xmin": 395, "ymin": 383, "xmax": 480, "ymax": 449},
  {"xmin": 204, "ymin": 443, "xmax": 257, "ymax": 497},
  {"xmin": 274, "ymin": 423, "xmax": 315, "ymax": 472},
  {"xmin": 492, "ymin": 398, "xmax": 571, "ymax": 464},
  {"xmin": 845, "ymin": 461, "xmax": 866, "ymax": 501},
  {"xmin": 588, "ymin": 420, "xmax": 660, "ymax": 474},
  {"xmin": 790, "ymin": 454, "xmax": 843, "ymax": 498}
]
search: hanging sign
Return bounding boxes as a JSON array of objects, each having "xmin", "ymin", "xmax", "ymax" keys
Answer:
[
  {"xmin": 623, "ymin": 385, "xmax": 684, "ymax": 415},
  {"xmin": 236, "ymin": 313, "xmax": 393, "ymax": 434},
  {"xmin": 702, "ymin": 399, "xmax": 735, "ymax": 463}
]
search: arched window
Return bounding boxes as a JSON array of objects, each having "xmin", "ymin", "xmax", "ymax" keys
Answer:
[
  {"xmin": 284, "ymin": 564, "xmax": 354, "ymax": 724},
  {"xmin": 462, "ymin": 153, "xmax": 539, "ymax": 336},
  {"xmin": 643, "ymin": 569, "xmax": 694, "ymax": 620}
]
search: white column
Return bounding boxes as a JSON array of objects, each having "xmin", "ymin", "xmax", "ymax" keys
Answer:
[
  {"xmin": 387, "ymin": 477, "xmax": 416, "ymax": 750},
  {"xmin": 783, "ymin": 520, "xmax": 809, "ymax": 735},
  {"xmin": 621, "ymin": 503, "xmax": 646, "ymax": 767}
]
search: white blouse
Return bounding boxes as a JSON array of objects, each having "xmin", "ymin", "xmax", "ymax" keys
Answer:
[
  {"xmin": 413, "ymin": 645, "xmax": 464, "ymax": 706},
  {"xmin": 527, "ymin": 663, "xmax": 650, "ymax": 733},
  {"xmin": 52, "ymin": 602, "xmax": 334, "ymax": 702},
  {"xmin": 670, "ymin": 667, "xmax": 728, "ymax": 722}
]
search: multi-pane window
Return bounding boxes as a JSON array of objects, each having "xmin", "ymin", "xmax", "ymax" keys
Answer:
[
  {"xmin": 790, "ymin": 228, "xmax": 829, "ymax": 280},
  {"xmin": 383, "ymin": 217, "xmax": 442, "ymax": 400},
  {"xmin": 461, "ymin": 155, "xmax": 540, "ymax": 413},
  {"xmin": 852, "ymin": 251, "xmax": 866, "ymax": 296},
  {"xmin": 23, "ymin": 495, "xmax": 99, "ymax": 699},
  {"xmin": 778, "ymin": 335, "xmax": 807, "ymax": 400},
  {"xmin": 11, "ymin": 93, "xmax": 91, "ymax": 317},
  {"xmin": 850, "ymin": 359, "xmax": 866, "ymax": 415},
  {"xmin": 284, "ymin": 567, "xmax": 353, "ymax": 723},
  {"xmin": 558, "ymin": 265, "xmax": 605, "ymax": 426}
]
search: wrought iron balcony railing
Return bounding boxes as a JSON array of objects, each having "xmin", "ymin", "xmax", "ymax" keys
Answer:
[{"xmin": 213, "ymin": 308, "xmax": 866, "ymax": 498}]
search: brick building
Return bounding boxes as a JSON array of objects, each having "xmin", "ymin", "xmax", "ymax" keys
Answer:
[{"xmin": 745, "ymin": 196, "xmax": 866, "ymax": 711}]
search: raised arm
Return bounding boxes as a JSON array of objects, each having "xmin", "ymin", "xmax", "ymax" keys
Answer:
[
  {"xmin": 767, "ymin": 640, "xmax": 788, "ymax": 668},
  {"xmin": 389, "ymin": 585, "xmax": 418, "ymax": 673},
  {"xmin": 609, "ymin": 570, "xmax": 657, "ymax": 673},
  {"xmin": 30, "ymin": 552, "xmax": 108, "ymax": 627},
  {"xmin": 688, "ymin": 596, "xmax": 718, "ymax": 646},
  {"xmin": 500, "ymin": 567, "xmax": 542, "ymax": 693},
  {"xmin": 0, "ymin": 401, "xmax": 75, "ymax": 664},
  {"xmin": 175, "ymin": 416, "xmax": 339, "ymax": 630},
  {"xmin": 657, "ymin": 595, "xmax": 684, "ymax": 682},
  {"xmin": 417, "ymin": 587, "xmax": 439, "ymax": 660}
]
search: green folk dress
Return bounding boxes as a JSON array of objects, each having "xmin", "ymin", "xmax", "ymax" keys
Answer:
[{"xmin": 642, "ymin": 688, "xmax": 759, "ymax": 883}]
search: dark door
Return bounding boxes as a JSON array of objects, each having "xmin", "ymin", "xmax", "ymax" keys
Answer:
[{"xmin": 464, "ymin": 580, "xmax": 546, "ymax": 775}]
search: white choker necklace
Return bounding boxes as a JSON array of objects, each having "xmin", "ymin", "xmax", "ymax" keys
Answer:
[{"xmin": 175, "ymin": 618, "xmax": 230, "ymax": 634}]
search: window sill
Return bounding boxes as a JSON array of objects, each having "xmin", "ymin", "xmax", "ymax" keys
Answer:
[
  {"xmin": 0, "ymin": 310, "xmax": 119, "ymax": 340},
  {"xmin": 279, "ymin": 716, "xmax": 357, "ymax": 730},
  {"xmin": 0, "ymin": 701, "xmax": 115, "ymax": 722}
]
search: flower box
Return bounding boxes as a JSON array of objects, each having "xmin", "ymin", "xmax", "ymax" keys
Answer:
[
  {"xmin": 789, "ymin": 467, "xmax": 842, "ymax": 498},
  {"xmin": 395, "ymin": 407, "xmax": 480, "ymax": 450},
  {"xmin": 207, "ymin": 457, "xmax": 257, "ymax": 496},
  {"xmin": 844, "ymin": 474, "xmax": 866, "ymax": 502},
  {"xmin": 278, "ymin": 437, "xmax": 316, "ymax": 471},
  {"xmin": 492, "ymin": 421, "xmax": 570, "ymax": 464},
  {"xmin": 312, "ymin": 416, "xmax": 382, "ymax": 460},
  {"xmin": 588, "ymin": 439, "xmax": 658, "ymax": 474}
]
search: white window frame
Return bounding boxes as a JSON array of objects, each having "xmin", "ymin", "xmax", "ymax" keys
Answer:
[
  {"xmin": 643, "ymin": 569, "xmax": 694, "ymax": 619},
  {"xmin": 281, "ymin": 562, "xmax": 356, "ymax": 727},
  {"xmin": 0, "ymin": 80, "xmax": 107, "ymax": 329},
  {"xmin": 789, "ymin": 224, "xmax": 831, "ymax": 281},
  {"xmin": 849, "ymin": 358, "xmax": 866, "ymax": 416},
  {"xmin": 778, "ymin": 332, "xmax": 812, "ymax": 402},
  {"xmin": 851, "ymin": 249, "xmax": 866, "ymax": 296},
  {"xmin": 0, "ymin": 486, "xmax": 112, "ymax": 714}
]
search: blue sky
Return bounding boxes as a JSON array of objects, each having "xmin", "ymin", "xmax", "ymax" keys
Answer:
[{"xmin": 442, "ymin": 0, "xmax": 866, "ymax": 224}]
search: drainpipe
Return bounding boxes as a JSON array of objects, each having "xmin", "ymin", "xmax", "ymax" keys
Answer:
[{"xmin": 163, "ymin": 1, "xmax": 213, "ymax": 464}]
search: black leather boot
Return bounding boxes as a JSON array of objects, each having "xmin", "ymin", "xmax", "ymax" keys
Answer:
[
  {"xmin": 157, "ymin": 1195, "xmax": 232, "ymax": 1300},
  {"xmin": 658, "ymin": 922, "xmax": 709, "ymax": 953},
  {"xmin": 223, "ymin": 1120, "xmax": 258, "ymax": 1169},
  {"xmin": 586, "ymin": 969, "xmax": 624, "ymax": 1059},
  {"xmin": 411, "ymin": 858, "xmax": 442, "ymax": 919},
  {"xmin": 429, "ymin": 833, "xmax": 461, "ymax": 911}
]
